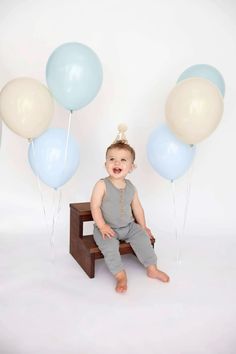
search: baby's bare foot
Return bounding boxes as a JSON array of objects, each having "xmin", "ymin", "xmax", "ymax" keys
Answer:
[
  {"xmin": 115, "ymin": 271, "xmax": 127, "ymax": 293},
  {"xmin": 147, "ymin": 265, "xmax": 170, "ymax": 282}
]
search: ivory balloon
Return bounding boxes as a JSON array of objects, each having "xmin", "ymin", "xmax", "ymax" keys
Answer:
[
  {"xmin": 0, "ymin": 78, "xmax": 54, "ymax": 139},
  {"xmin": 165, "ymin": 77, "xmax": 224, "ymax": 144}
]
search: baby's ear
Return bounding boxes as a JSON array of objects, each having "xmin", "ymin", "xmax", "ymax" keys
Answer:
[{"xmin": 129, "ymin": 163, "xmax": 136, "ymax": 173}]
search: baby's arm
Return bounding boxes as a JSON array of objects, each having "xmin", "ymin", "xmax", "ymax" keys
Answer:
[
  {"xmin": 131, "ymin": 191, "xmax": 155, "ymax": 240},
  {"xmin": 90, "ymin": 180, "xmax": 115, "ymax": 239}
]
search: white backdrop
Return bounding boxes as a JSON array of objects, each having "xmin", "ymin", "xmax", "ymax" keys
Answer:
[{"xmin": 0, "ymin": 0, "xmax": 236, "ymax": 240}]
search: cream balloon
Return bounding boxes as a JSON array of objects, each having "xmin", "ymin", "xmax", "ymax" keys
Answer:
[
  {"xmin": 0, "ymin": 78, "xmax": 54, "ymax": 139},
  {"xmin": 165, "ymin": 77, "xmax": 224, "ymax": 144}
]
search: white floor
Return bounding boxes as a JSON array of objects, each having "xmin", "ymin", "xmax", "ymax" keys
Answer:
[{"xmin": 1, "ymin": 228, "xmax": 236, "ymax": 354}]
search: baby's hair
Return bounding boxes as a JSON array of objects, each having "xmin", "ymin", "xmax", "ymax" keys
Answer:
[{"xmin": 106, "ymin": 140, "xmax": 136, "ymax": 162}]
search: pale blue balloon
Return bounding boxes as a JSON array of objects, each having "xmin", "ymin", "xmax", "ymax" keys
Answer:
[
  {"xmin": 177, "ymin": 64, "xmax": 225, "ymax": 96},
  {"xmin": 147, "ymin": 124, "xmax": 196, "ymax": 181},
  {"xmin": 46, "ymin": 42, "xmax": 103, "ymax": 111},
  {"xmin": 28, "ymin": 128, "xmax": 80, "ymax": 189}
]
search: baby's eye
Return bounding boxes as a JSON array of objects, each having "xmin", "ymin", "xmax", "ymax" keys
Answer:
[
  {"xmin": 121, "ymin": 158, "xmax": 126, "ymax": 161},
  {"xmin": 109, "ymin": 158, "xmax": 114, "ymax": 161}
]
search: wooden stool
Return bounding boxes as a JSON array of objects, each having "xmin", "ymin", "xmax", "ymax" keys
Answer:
[{"xmin": 69, "ymin": 202, "xmax": 155, "ymax": 278}]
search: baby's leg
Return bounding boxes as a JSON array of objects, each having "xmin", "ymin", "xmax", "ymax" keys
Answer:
[
  {"xmin": 146, "ymin": 265, "xmax": 169, "ymax": 282},
  {"xmin": 126, "ymin": 223, "xmax": 169, "ymax": 282},
  {"xmin": 115, "ymin": 270, "xmax": 127, "ymax": 293},
  {"xmin": 93, "ymin": 226, "xmax": 127, "ymax": 292}
]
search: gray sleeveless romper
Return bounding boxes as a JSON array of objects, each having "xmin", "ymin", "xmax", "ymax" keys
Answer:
[{"xmin": 93, "ymin": 177, "xmax": 157, "ymax": 275}]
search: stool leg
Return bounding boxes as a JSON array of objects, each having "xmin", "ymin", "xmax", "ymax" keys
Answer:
[
  {"xmin": 82, "ymin": 254, "xmax": 95, "ymax": 279},
  {"xmin": 70, "ymin": 207, "xmax": 95, "ymax": 278},
  {"xmin": 70, "ymin": 240, "xmax": 95, "ymax": 278}
]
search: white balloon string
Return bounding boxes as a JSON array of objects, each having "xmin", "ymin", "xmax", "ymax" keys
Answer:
[
  {"xmin": 50, "ymin": 188, "xmax": 63, "ymax": 262},
  {"xmin": 31, "ymin": 140, "xmax": 49, "ymax": 231},
  {"xmin": 182, "ymin": 158, "xmax": 195, "ymax": 240},
  {"xmin": 171, "ymin": 180, "xmax": 181, "ymax": 264},
  {"xmin": 50, "ymin": 189, "xmax": 57, "ymax": 261},
  {"xmin": 31, "ymin": 140, "xmax": 63, "ymax": 262},
  {"xmin": 56, "ymin": 188, "xmax": 63, "ymax": 215},
  {"xmin": 64, "ymin": 110, "xmax": 72, "ymax": 164}
]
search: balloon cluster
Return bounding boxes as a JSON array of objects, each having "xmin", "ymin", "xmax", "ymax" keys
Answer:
[
  {"xmin": 147, "ymin": 64, "xmax": 225, "ymax": 181},
  {"xmin": 0, "ymin": 42, "xmax": 103, "ymax": 189}
]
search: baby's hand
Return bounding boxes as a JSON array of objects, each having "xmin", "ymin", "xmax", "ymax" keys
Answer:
[
  {"xmin": 99, "ymin": 224, "xmax": 116, "ymax": 239},
  {"xmin": 144, "ymin": 227, "xmax": 155, "ymax": 241}
]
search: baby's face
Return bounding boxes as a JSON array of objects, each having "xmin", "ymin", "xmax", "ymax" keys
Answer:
[{"xmin": 105, "ymin": 148, "xmax": 134, "ymax": 179}]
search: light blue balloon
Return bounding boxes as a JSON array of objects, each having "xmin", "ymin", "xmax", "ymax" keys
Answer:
[
  {"xmin": 177, "ymin": 64, "xmax": 225, "ymax": 96},
  {"xmin": 28, "ymin": 128, "xmax": 80, "ymax": 189},
  {"xmin": 147, "ymin": 124, "xmax": 196, "ymax": 181},
  {"xmin": 46, "ymin": 42, "xmax": 103, "ymax": 111}
]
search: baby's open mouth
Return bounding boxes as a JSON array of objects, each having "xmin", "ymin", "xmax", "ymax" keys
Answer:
[{"xmin": 113, "ymin": 168, "xmax": 122, "ymax": 174}]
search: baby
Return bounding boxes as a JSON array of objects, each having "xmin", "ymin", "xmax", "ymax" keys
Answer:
[{"xmin": 90, "ymin": 126, "xmax": 169, "ymax": 293}]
